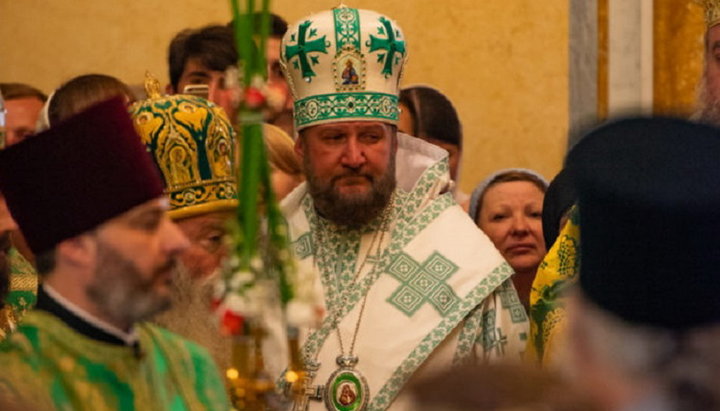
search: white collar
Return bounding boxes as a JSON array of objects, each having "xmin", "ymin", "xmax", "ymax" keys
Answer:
[{"xmin": 43, "ymin": 284, "xmax": 139, "ymax": 346}]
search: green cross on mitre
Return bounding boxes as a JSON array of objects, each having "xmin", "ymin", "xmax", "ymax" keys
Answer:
[
  {"xmin": 368, "ymin": 17, "xmax": 406, "ymax": 77},
  {"xmin": 285, "ymin": 20, "xmax": 329, "ymax": 80}
]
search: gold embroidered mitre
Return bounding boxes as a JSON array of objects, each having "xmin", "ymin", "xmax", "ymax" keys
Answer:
[
  {"xmin": 130, "ymin": 74, "xmax": 238, "ymax": 220},
  {"xmin": 700, "ymin": 0, "xmax": 720, "ymax": 28}
]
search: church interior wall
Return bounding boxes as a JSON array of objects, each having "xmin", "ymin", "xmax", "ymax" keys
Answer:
[{"xmin": 0, "ymin": 0, "xmax": 569, "ymax": 190}]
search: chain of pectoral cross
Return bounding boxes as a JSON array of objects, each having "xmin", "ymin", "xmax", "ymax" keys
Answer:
[
  {"xmin": 315, "ymin": 198, "xmax": 392, "ymax": 357},
  {"xmin": 293, "ymin": 196, "xmax": 394, "ymax": 409}
]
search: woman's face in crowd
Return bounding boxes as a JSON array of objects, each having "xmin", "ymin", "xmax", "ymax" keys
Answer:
[{"xmin": 477, "ymin": 181, "xmax": 547, "ymax": 275}]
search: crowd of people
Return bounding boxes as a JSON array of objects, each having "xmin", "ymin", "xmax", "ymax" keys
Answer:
[{"xmin": 1, "ymin": 2, "xmax": 720, "ymax": 410}]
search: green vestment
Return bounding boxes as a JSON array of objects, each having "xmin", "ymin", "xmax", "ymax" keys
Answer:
[
  {"xmin": 0, "ymin": 247, "xmax": 38, "ymax": 339},
  {"xmin": 0, "ymin": 310, "xmax": 230, "ymax": 410}
]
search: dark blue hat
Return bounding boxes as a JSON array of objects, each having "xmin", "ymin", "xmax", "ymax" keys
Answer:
[{"xmin": 567, "ymin": 117, "xmax": 720, "ymax": 330}]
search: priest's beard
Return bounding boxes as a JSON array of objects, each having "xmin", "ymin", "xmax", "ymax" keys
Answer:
[
  {"xmin": 86, "ymin": 240, "xmax": 176, "ymax": 328},
  {"xmin": 152, "ymin": 265, "xmax": 231, "ymax": 370},
  {"xmin": 304, "ymin": 152, "xmax": 396, "ymax": 230},
  {"xmin": 692, "ymin": 74, "xmax": 720, "ymax": 126}
]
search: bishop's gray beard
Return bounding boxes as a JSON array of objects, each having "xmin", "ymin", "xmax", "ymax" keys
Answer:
[
  {"xmin": 691, "ymin": 76, "xmax": 720, "ymax": 127},
  {"xmin": 304, "ymin": 156, "xmax": 396, "ymax": 230},
  {"xmin": 152, "ymin": 265, "xmax": 231, "ymax": 370}
]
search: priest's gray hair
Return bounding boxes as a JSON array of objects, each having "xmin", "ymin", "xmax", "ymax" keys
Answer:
[{"xmin": 568, "ymin": 292, "xmax": 720, "ymax": 410}]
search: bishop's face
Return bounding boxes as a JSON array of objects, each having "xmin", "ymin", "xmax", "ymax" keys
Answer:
[
  {"xmin": 175, "ymin": 211, "xmax": 233, "ymax": 279},
  {"xmin": 297, "ymin": 121, "xmax": 397, "ymax": 228}
]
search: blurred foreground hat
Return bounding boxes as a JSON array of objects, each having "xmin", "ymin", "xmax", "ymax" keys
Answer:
[
  {"xmin": 567, "ymin": 117, "xmax": 720, "ymax": 330},
  {"xmin": 281, "ymin": 5, "xmax": 407, "ymax": 130},
  {"xmin": 0, "ymin": 97, "xmax": 163, "ymax": 254},
  {"xmin": 130, "ymin": 74, "xmax": 237, "ymax": 220}
]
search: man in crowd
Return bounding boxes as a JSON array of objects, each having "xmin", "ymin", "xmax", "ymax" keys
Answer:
[
  {"xmin": 0, "ymin": 98, "xmax": 229, "ymax": 410},
  {"xmin": 166, "ymin": 14, "xmax": 294, "ymax": 135},
  {"xmin": 0, "ymin": 83, "xmax": 46, "ymax": 147},
  {"xmin": 130, "ymin": 75, "xmax": 238, "ymax": 368},
  {"xmin": 562, "ymin": 118, "xmax": 720, "ymax": 410},
  {"xmin": 279, "ymin": 6, "xmax": 527, "ymax": 409}
]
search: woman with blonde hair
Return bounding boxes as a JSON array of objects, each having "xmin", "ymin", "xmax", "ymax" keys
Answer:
[{"xmin": 263, "ymin": 123, "xmax": 304, "ymax": 200}]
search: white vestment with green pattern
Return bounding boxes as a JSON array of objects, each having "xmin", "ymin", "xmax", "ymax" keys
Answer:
[{"xmin": 281, "ymin": 134, "xmax": 528, "ymax": 410}]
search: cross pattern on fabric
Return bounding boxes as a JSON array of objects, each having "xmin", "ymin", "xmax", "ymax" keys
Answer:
[
  {"xmin": 285, "ymin": 20, "xmax": 328, "ymax": 80},
  {"xmin": 497, "ymin": 281, "xmax": 528, "ymax": 324},
  {"xmin": 386, "ymin": 251, "xmax": 460, "ymax": 317},
  {"xmin": 368, "ymin": 17, "xmax": 406, "ymax": 77},
  {"xmin": 292, "ymin": 232, "xmax": 314, "ymax": 260},
  {"xmin": 480, "ymin": 309, "xmax": 509, "ymax": 355}
]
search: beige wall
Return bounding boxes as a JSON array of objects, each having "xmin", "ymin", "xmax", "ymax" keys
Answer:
[{"xmin": 0, "ymin": 0, "xmax": 568, "ymax": 191}]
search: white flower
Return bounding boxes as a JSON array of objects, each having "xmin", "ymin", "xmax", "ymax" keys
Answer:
[
  {"xmin": 286, "ymin": 299, "xmax": 319, "ymax": 328},
  {"xmin": 250, "ymin": 75, "xmax": 265, "ymax": 89},
  {"xmin": 264, "ymin": 86, "xmax": 285, "ymax": 111},
  {"xmin": 292, "ymin": 267, "xmax": 321, "ymax": 305},
  {"xmin": 224, "ymin": 294, "xmax": 247, "ymax": 313},
  {"xmin": 250, "ymin": 256, "xmax": 263, "ymax": 272},
  {"xmin": 213, "ymin": 280, "xmax": 227, "ymax": 299},
  {"xmin": 230, "ymin": 270, "xmax": 254, "ymax": 290}
]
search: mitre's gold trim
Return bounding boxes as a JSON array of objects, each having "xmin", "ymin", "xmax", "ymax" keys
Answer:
[{"xmin": 169, "ymin": 199, "xmax": 238, "ymax": 221}]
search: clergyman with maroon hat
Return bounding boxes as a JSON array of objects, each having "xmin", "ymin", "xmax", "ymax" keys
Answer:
[{"xmin": 0, "ymin": 98, "xmax": 230, "ymax": 410}]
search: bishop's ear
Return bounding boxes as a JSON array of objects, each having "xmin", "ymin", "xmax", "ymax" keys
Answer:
[{"xmin": 294, "ymin": 134, "xmax": 305, "ymax": 159}]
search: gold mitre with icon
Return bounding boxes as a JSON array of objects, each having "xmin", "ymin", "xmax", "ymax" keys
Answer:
[
  {"xmin": 129, "ymin": 73, "xmax": 238, "ymax": 220},
  {"xmin": 281, "ymin": 5, "xmax": 408, "ymax": 130},
  {"xmin": 700, "ymin": 0, "xmax": 720, "ymax": 28}
]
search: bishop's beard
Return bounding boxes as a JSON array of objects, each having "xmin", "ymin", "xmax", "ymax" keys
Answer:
[
  {"xmin": 304, "ymin": 154, "xmax": 396, "ymax": 230},
  {"xmin": 692, "ymin": 74, "xmax": 720, "ymax": 127},
  {"xmin": 151, "ymin": 265, "xmax": 231, "ymax": 370}
]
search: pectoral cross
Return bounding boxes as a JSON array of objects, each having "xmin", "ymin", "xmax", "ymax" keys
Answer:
[
  {"xmin": 285, "ymin": 20, "xmax": 328, "ymax": 80},
  {"xmin": 292, "ymin": 360, "xmax": 324, "ymax": 411}
]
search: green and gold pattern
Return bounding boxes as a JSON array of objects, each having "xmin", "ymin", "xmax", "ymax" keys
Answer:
[
  {"xmin": 0, "ymin": 311, "xmax": 229, "ymax": 410},
  {"xmin": 130, "ymin": 77, "xmax": 238, "ymax": 220},
  {"xmin": 0, "ymin": 247, "xmax": 38, "ymax": 340},
  {"xmin": 281, "ymin": 6, "xmax": 407, "ymax": 130},
  {"xmin": 527, "ymin": 207, "xmax": 580, "ymax": 366}
]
